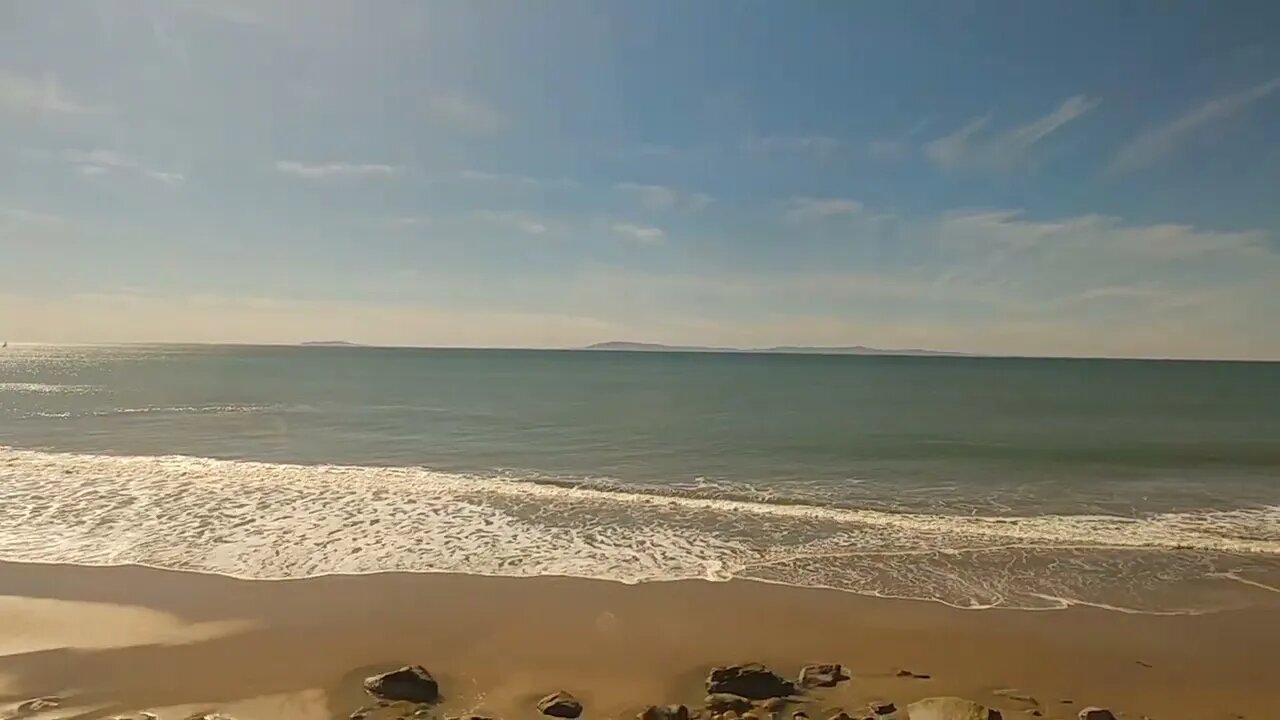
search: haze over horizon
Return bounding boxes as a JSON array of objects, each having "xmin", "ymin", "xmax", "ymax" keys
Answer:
[{"xmin": 3, "ymin": 2, "xmax": 1280, "ymax": 360}]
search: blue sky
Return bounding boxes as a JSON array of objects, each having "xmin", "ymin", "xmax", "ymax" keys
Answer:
[{"xmin": 2, "ymin": 1, "xmax": 1279, "ymax": 358}]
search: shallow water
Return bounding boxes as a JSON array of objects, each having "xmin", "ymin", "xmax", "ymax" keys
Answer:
[{"xmin": 1, "ymin": 344, "xmax": 1277, "ymax": 611}]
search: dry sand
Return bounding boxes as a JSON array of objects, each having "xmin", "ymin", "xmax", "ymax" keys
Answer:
[{"xmin": 1, "ymin": 561, "xmax": 1278, "ymax": 720}]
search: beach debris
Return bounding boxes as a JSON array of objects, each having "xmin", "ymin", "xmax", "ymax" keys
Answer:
[
  {"xmin": 993, "ymin": 690, "xmax": 1038, "ymax": 706},
  {"xmin": 799, "ymin": 664, "xmax": 849, "ymax": 689},
  {"xmin": 364, "ymin": 665, "xmax": 440, "ymax": 703},
  {"xmin": 537, "ymin": 691, "xmax": 583, "ymax": 719},
  {"xmin": 1077, "ymin": 710, "xmax": 1116, "ymax": 720},
  {"xmin": 707, "ymin": 664, "xmax": 796, "ymax": 699},
  {"xmin": 706, "ymin": 694, "xmax": 755, "ymax": 713},
  {"xmin": 15, "ymin": 697, "xmax": 61, "ymax": 714},
  {"xmin": 905, "ymin": 697, "xmax": 1002, "ymax": 720},
  {"xmin": 640, "ymin": 705, "xmax": 690, "ymax": 720}
]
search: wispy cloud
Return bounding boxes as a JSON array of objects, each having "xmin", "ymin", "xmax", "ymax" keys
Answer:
[
  {"xmin": 428, "ymin": 95, "xmax": 505, "ymax": 134},
  {"xmin": 615, "ymin": 182, "xmax": 712, "ymax": 212},
  {"xmin": 477, "ymin": 211, "xmax": 550, "ymax": 236},
  {"xmin": 65, "ymin": 149, "xmax": 184, "ymax": 184},
  {"xmin": 1107, "ymin": 77, "xmax": 1280, "ymax": 175},
  {"xmin": 868, "ymin": 140, "xmax": 909, "ymax": 160},
  {"xmin": 743, "ymin": 134, "xmax": 843, "ymax": 160},
  {"xmin": 459, "ymin": 170, "xmax": 576, "ymax": 189},
  {"xmin": 935, "ymin": 209, "xmax": 1268, "ymax": 260},
  {"xmin": 1, "ymin": 206, "xmax": 70, "ymax": 237},
  {"xmin": 275, "ymin": 161, "xmax": 400, "ymax": 180},
  {"xmin": 611, "ymin": 223, "xmax": 666, "ymax": 245},
  {"xmin": 785, "ymin": 197, "xmax": 864, "ymax": 223},
  {"xmin": 0, "ymin": 70, "xmax": 96, "ymax": 115},
  {"xmin": 925, "ymin": 95, "xmax": 1099, "ymax": 170}
]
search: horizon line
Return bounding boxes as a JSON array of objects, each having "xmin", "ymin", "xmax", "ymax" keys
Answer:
[{"xmin": 3, "ymin": 339, "xmax": 1277, "ymax": 364}]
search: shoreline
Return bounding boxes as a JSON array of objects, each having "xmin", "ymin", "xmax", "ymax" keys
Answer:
[
  {"xmin": 0, "ymin": 554, "xmax": 1275, "ymax": 617},
  {"xmin": 2, "ymin": 561, "xmax": 1279, "ymax": 719}
]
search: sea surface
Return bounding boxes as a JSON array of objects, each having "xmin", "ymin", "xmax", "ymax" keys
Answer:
[{"xmin": 2, "ymin": 344, "xmax": 1278, "ymax": 612}]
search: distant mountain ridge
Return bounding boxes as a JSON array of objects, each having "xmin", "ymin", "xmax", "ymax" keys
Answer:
[
  {"xmin": 300, "ymin": 340, "xmax": 365, "ymax": 347},
  {"xmin": 585, "ymin": 341, "xmax": 971, "ymax": 357}
]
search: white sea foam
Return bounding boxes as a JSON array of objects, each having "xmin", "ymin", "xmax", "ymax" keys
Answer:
[
  {"xmin": 0, "ymin": 447, "xmax": 1276, "ymax": 611},
  {"xmin": 0, "ymin": 382, "xmax": 100, "ymax": 394}
]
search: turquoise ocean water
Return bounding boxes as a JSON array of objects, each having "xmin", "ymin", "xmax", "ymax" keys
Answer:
[{"xmin": 1, "ymin": 344, "xmax": 1277, "ymax": 612}]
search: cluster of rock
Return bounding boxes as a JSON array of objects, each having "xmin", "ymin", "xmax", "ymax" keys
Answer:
[
  {"xmin": 347, "ymin": 663, "xmax": 1118, "ymax": 720},
  {"xmin": 3, "ymin": 662, "xmax": 1119, "ymax": 720}
]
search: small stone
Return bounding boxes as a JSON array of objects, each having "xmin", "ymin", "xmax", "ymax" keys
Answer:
[
  {"xmin": 1078, "ymin": 710, "xmax": 1116, "ymax": 720},
  {"xmin": 414, "ymin": 710, "xmax": 433, "ymax": 719},
  {"xmin": 872, "ymin": 703, "xmax": 896, "ymax": 716},
  {"xmin": 350, "ymin": 708, "xmax": 371, "ymax": 720},
  {"xmin": 793, "ymin": 713, "xmax": 809, "ymax": 720},
  {"xmin": 994, "ymin": 691, "xmax": 1038, "ymax": 706},
  {"xmin": 538, "ymin": 691, "xmax": 583, "ymax": 719},
  {"xmin": 446, "ymin": 716, "xmax": 494, "ymax": 720},
  {"xmin": 707, "ymin": 664, "xmax": 796, "ymax": 699},
  {"xmin": 896, "ymin": 670, "xmax": 930, "ymax": 680},
  {"xmin": 758, "ymin": 698, "xmax": 787, "ymax": 712},
  {"xmin": 706, "ymin": 694, "xmax": 755, "ymax": 713},
  {"xmin": 799, "ymin": 664, "xmax": 848, "ymax": 689},
  {"xmin": 640, "ymin": 706, "xmax": 691, "ymax": 720},
  {"xmin": 1027, "ymin": 712, "xmax": 1042, "ymax": 718},
  {"xmin": 905, "ymin": 697, "xmax": 1002, "ymax": 720},
  {"xmin": 364, "ymin": 666, "xmax": 440, "ymax": 704},
  {"xmin": 17, "ymin": 697, "xmax": 62, "ymax": 713}
]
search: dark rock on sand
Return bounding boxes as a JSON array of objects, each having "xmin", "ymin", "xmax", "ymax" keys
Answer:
[
  {"xmin": 799, "ymin": 664, "xmax": 849, "ymax": 689},
  {"xmin": 706, "ymin": 694, "xmax": 755, "ymax": 713},
  {"xmin": 1077, "ymin": 710, "xmax": 1116, "ymax": 720},
  {"xmin": 447, "ymin": 715, "xmax": 495, "ymax": 720},
  {"xmin": 538, "ymin": 691, "xmax": 583, "ymax": 718},
  {"xmin": 364, "ymin": 666, "xmax": 440, "ymax": 703},
  {"xmin": 707, "ymin": 664, "xmax": 795, "ymax": 699},
  {"xmin": 640, "ymin": 705, "xmax": 690, "ymax": 720},
  {"xmin": 872, "ymin": 703, "xmax": 896, "ymax": 716},
  {"xmin": 895, "ymin": 669, "xmax": 931, "ymax": 680},
  {"xmin": 905, "ymin": 697, "xmax": 1002, "ymax": 720},
  {"xmin": 793, "ymin": 713, "xmax": 809, "ymax": 720}
]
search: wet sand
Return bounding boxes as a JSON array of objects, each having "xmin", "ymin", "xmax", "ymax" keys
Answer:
[{"xmin": 0, "ymin": 561, "xmax": 1278, "ymax": 720}]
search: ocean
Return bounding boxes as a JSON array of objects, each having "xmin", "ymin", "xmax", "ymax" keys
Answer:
[{"xmin": 1, "ymin": 343, "xmax": 1277, "ymax": 612}]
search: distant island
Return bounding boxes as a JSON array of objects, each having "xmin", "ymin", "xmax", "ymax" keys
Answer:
[
  {"xmin": 585, "ymin": 341, "xmax": 971, "ymax": 357},
  {"xmin": 300, "ymin": 340, "xmax": 366, "ymax": 347}
]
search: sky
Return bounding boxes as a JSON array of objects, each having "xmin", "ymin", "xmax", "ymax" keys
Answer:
[{"xmin": 2, "ymin": 1, "xmax": 1279, "ymax": 359}]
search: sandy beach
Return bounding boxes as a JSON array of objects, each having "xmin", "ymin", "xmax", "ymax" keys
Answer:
[{"xmin": 1, "ymin": 562, "xmax": 1277, "ymax": 720}]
